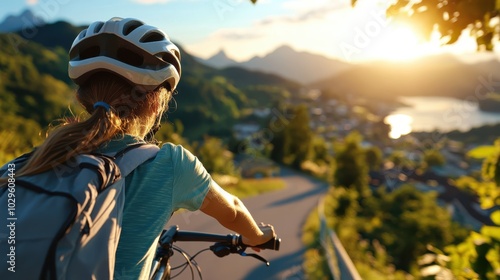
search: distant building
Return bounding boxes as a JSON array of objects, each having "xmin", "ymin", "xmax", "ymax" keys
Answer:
[
  {"xmin": 233, "ymin": 123, "xmax": 261, "ymax": 140},
  {"xmin": 300, "ymin": 88, "xmax": 322, "ymax": 100},
  {"xmin": 253, "ymin": 108, "xmax": 271, "ymax": 118}
]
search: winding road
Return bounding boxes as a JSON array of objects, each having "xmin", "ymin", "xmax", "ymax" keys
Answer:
[{"xmin": 166, "ymin": 167, "xmax": 329, "ymax": 280}]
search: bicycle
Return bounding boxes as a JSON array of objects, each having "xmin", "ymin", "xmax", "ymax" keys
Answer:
[{"xmin": 149, "ymin": 225, "xmax": 281, "ymax": 280}]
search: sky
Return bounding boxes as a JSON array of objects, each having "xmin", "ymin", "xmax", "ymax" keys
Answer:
[{"xmin": 1, "ymin": 0, "xmax": 498, "ymax": 63}]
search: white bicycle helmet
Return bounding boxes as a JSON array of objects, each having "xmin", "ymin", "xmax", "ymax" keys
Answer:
[{"xmin": 68, "ymin": 17, "xmax": 181, "ymax": 91}]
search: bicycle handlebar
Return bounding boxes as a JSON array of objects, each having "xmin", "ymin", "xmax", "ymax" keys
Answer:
[
  {"xmin": 172, "ymin": 229, "xmax": 281, "ymax": 251},
  {"xmin": 151, "ymin": 226, "xmax": 280, "ymax": 279}
]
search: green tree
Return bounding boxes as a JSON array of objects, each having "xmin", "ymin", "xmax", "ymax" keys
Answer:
[
  {"xmin": 364, "ymin": 146, "xmax": 383, "ymax": 171},
  {"xmin": 269, "ymin": 128, "xmax": 287, "ymax": 164},
  {"xmin": 286, "ymin": 105, "xmax": 313, "ymax": 168},
  {"xmin": 423, "ymin": 149, "xmax": 446, "ymax": 168},
  {"xmin": 370, "ymin": 185, "xmax": 458, "ymax": 272},
  {"xmin": 333, "ymin": 131, "xmax": 369, "ymax": 194},
  {"xmin": 323, "ymin": 184, "xmax": 460, "ymax": 278},
  {"xmin": 195, "ymin": 136, "xmax": 238, "ymax": 176},
  {"xmin": 388, "ymin": 150, "xmax": 414, "ymax": 170},
  {"xmin": 418, "ymin": 139, "xmax": 500, "ymax": 279},
  {"xmin": 310, "ymin": 136, "xmax": 332, "ymax": 164}
]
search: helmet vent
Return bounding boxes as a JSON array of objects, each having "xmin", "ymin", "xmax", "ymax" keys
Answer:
[
  {"xmin": 123, "ymin": 20, "xmax": 143, "ymax": 36},
  {"xmin": 117, "ymin": 48, "xmax": 143, "ymax": 67},
  {"xmin": 93, "ymin": 22, "xmax": 104, "ymax": 33},
  {"xmin": 172, "ymin": 50, "xmax": 180, "ymax": 60},
  {"xmin": 140, "ymin": 32, "xmax": 165, "ymax": 43},
  {"xmin": 78, "ymin": 30, "xmax": 86, "ymax": 39},
  {"xmin": 80, "ymin": 46, "xmax": 100, "ymax": 60},
  {"xmin": 161, "ymin": 53, "xmax": 180, "ymax": 72},
  {"xmin": 161, "ymin": 53, "xmax": 173, "ymax": 63}
]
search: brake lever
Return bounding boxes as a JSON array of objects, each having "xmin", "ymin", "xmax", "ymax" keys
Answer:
[
  {"xmin": 209, "ymin": 243, "xmax": 270, "ymax": 266},
  {"xmin": 240, "ymin": 252, "xmax": 270, "ymax": 266}
]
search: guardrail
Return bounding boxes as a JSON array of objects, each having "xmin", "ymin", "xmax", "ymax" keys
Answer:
[{"xmin": 318, "ymin": 197, "xmax": 362, "ymax": 280}]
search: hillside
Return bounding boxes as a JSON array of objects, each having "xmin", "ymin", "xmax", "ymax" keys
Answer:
[
  {"xmin": 313, "ymin": 54, "xmax": 500, "ymax": 101},
  {"xmin": 0, "ymin": 34, "xmax": 73, "ymax": 125},
  {"xmin": 15, "ymin": 20, "xmax": 85, "ymax": 51},
  {"xmin": 0, "ymin": 19, "xmax": 299, "ymax": 142},
  {"xmin": 0, "ymin": 33, "xmax": 75, "ymax": 162}
]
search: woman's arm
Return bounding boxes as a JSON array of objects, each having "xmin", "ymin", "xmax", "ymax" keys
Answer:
[{"xmin": 199, "ymin": 182, "xmax": 275, "ymax": 246}]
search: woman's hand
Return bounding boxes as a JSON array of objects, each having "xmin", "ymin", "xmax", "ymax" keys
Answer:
[{"xmin": 242, "ymin": 223, "xmax": 276, "ymax": 251}]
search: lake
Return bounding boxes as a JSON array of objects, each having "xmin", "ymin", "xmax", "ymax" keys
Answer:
[{"xmin": 384, "ymin": 96, "xmax": 500, "ymax": 139}]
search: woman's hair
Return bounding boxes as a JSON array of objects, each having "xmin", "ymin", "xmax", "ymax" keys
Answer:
[{"xmin": 10, "ymin": 73, "xmax": 171, "ymax": 178}]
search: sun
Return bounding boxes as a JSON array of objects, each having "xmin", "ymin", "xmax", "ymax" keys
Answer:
[{"xmin": 363, "ymin": 23, "xmax": 439, "ymax": 62}]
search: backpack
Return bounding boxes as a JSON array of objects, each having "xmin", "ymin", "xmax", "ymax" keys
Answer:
[{"xmin": 0, "ymin": 143, "xmax": 159, "ymax": 280}]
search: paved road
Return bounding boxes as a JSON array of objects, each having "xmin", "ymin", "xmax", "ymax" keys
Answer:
[{"xmin": 166, "ymin": 167, "xmax": 329, "ymax": 280}]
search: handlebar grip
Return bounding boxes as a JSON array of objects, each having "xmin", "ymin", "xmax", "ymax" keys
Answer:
[{"xmin": 241, "ymin": 236, "xmax": 281, "ymax": 251}]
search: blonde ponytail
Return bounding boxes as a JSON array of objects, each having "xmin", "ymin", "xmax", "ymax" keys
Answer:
[{"xmin": 1, "ymin": 73, "xmax": 171, "ymax": 181}]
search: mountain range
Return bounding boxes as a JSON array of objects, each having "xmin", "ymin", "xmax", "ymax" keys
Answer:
[
  {"xmin": 3, "ymin": 9, "xmax": 500, "ymax": 123},
  {"xmin": 0, "ymin": 10, "xmax": 300, "ymax": 141},
  {"xmin": 199, "ymin": 46, "xmax": 352, "ymax": 84},
  {"xmin": 313, "ymin": 54, "xmax": 500, "ymax": 103},
  {"xmin": 197, "ymin": 37, "xmax": 500, "ymax": 104},
  {"xmin": 0, "ymin": 9, "xmax": 44, "ymax": 33}
]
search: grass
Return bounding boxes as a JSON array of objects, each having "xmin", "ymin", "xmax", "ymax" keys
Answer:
[{"xmin": 220, "ymin": 177, "xmax": 286, "ymax": 199}]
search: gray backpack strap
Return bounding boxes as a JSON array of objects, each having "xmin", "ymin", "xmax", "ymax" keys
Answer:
[{"xmin": 114, "ymin": 144, "xmax": 160, "ymax": 177}]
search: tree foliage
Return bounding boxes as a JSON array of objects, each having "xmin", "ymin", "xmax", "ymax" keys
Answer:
[
  {"xmin": 367, "ymin": 185, "xmax": 461, "ymax": 272},
  {"xmin": 286, "ymin": 105, "xmax": 314, "ymax": 168},
  {"xmin": 269, "ymin": 104, "xmax": 313, "ymax": 169},
  {"xmin": 194, "ymin": 136, "xmax": 238, "ymax": 176},
  {"xmin": 423, "ymin": 149, "xmax": 446, "ymax": 168},
  {"xmin": 323, "ymin": 183, "xmax": 466, "ymax": 277},
  {"xmin": 0, "ymin": 33, "xmax": 75, "ymax": 159},
  {"xmin": 333, "ymin": 131, "xmax": 369, "ymax": 194},
  {"xmin": 356, "ymin": 0, "xmax": 499, "ymax": 51},
  {"xmin": 364, "ymin": 145, "xmax": 383, "ymax": 170},
  {"xmin": 255, "ymin": 0, "xmax": 499, "ymax": 50}
]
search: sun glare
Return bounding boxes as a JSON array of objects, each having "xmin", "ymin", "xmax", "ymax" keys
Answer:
[
  {"xmin": 339, "ymin": 0, "xmax": 444, "ymax": 62},
  {"xmin": 384, "ymin": 114, "xmax": 413, "ymax": 139},
  {"xmin": 366, "ymin": 24, "xmax": 433, "ymax": 62}
]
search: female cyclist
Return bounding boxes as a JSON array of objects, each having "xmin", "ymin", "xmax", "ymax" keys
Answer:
[{"xmin": 14, "ymin": 17, "xmax": 276, "ymax": 279}]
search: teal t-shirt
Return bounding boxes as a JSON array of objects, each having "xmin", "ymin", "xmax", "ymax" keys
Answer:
[{"xmin": 98, "ymin": 135, "xmax": 212, "ymax": 279}]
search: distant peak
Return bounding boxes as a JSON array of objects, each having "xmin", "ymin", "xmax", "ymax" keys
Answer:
[
  {"xmin": 214, "ymin": 49, "xmax": 228, "ymax": 57},
  {"xmin": 0, "ymin": 8, "xmax": 45, "ymax": 32},
  {"xmin": 20, "ymin": 9, "xmax": 35, "ymax": 17},
  {"xmin": 203, "ymin": 49, "xmax": 237, "ymax": 68},
  {"xmin": 274, "ymin": 45, "xmax": 296, "ymax": 53}
]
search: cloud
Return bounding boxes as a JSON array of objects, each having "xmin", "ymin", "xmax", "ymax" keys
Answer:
[
  {"xmin": 131, "ymin": 0, "xmax": 172, "ymax": 4},
  {"xmin": 257, "ymin": 0, "xmax": 386, "ymax": 26},
  {"xmin": 217, "ymin": 30, "xmax": 264, "ymax": 40},
  {"xmin": 282, "ymin": 0, "xmax": 349, "ymax": 12},
  {"xmin": 185, "ymin": 0, "xmax": 400, "ymax": 62},
  {"xmin": 26, "ymin": 0, "xmax": 38, "ymax": 5},
  {"xmin": 185, "ymin": 9, "xmax": 350, "ymax": 61}
]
